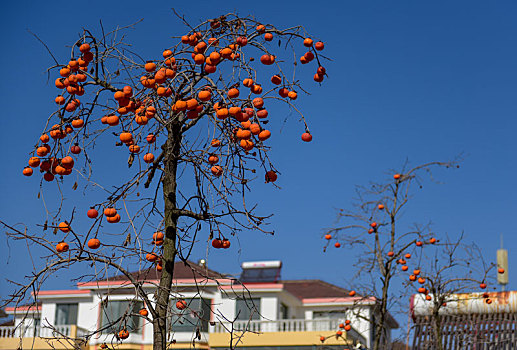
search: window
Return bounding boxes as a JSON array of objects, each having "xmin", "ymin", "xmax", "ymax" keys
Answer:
[
  {"xmin": 235, "ymin": 298, "xmax": 260, "ymax": 320},
  {"xmin": 100, "ymin": 300, "xmax": 142, "ymax": 334},
  {"xmin": 313, "ymin": 310, "xmax": 347, "ymax": 319},
  {"xmin": 171, "ymin": 298, "xmax": 211, "ymax": 333},
  {"xmin": 279, "ymin": 303, "xmax": 288, "ymax": 319},
  {"xmin": 55, "ymin": 304, "xmax": 78, "ymax": 325}
]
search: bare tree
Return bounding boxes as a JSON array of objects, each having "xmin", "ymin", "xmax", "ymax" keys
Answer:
[
  {"xmin": 3, "ymin": 12, "xmax": 329, "ymax": 350},
  {"xmin": 323, "ymin": 160, "xmax": 493, "ymax": 350}
]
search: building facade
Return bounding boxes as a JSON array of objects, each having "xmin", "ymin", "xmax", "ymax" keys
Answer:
[
  {"xmin": 411, "ymin": 291, "xmax": 517, "ymax": 349},
  {"xmin": 1, "ymin": 260, "xmax": 398, "ymax": 350}
]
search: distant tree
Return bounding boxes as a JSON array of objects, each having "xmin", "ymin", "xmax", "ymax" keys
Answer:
[
  {"xmin": 409, "ymin": 234, "xmax": 496, "ymax": 350},
  {"xmin": 2, "ymin": 12, "xmax": 329, "ymax": 350},
  {"xmin": 323, "ymin": 161, "xmax": 493, "ymax": 350}
]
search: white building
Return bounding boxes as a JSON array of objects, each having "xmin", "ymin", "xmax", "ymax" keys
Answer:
[{"xmin": 1, "ymin": 260, "xmax": 398, "ymax": 350}]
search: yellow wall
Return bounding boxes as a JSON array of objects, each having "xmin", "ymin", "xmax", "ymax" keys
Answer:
[
  {"xmin": 0, "ymin": 337, "xmax": 87, "ymax": 350},
  {"xmin": 0, "ymin": 330, "xmax": 350, "ymax": 350},
  {"xmin": 88, "ymin": 343, "xmax": 209, "ymax": 350},
  {"xmin": 209, "ymin": 330, "xmax": 351, "ymax": 348},
  {"xmin": 0, "ymin": 325, "xmax": 87, "ymax": 350}
]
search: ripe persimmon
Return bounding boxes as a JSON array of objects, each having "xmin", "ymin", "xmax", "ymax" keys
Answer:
[
  {"xmin": 58, "ymin": 222, "xmax": 70, "ymax": 233},
  {"xmin": 143, "ymin": 153, "xmax": 155, "ymax": 163},
  {"xmin": 287, "ymin": 91, "xmax": 297, "ymax": 100},
  {"xmin": 211, "ymin": 166, "xmax": 223, "ymax": 177},
  {"xmin": 260, "ymin": 54, "xmax": 275, "ymax": 65},
  {"xmin": 258, "ymin": 130, "xmax": 271, "ymax": 141},
  {"xmin": 28, "ymin": 157, "xmax": 40, "ymax": 167},
  {"xmin": 118, "ymin": 329, "xmax": 129, "ymax": 339},
  {"xmin": 56, "ymin": 242, "xmax": 69, "ymax": 253},
  {"xmin": 139, "ymin": 308, "xmax": 148, "ymax": 317},
  {"xmin": 79, "ymin": 43, "xmax": 91, "ymax": 53},
  {"xmin": 176, "ymin": 300, "xmax": 187, "ymax": 310},
  {"xmin": 208, "ymin": 155, "xmax": 219, "ymax": 164},
  {"xmin": 252, "ymin": 98, "xmax": 264, "ymax": 109},
  {"xmin": 212, "ymin": 238, "xmax": 223, "ymax": 249},
  {"xmin": 87, "ymin": 209, "xmax": 98, "ymax": 218},
  {"xmin": 106, "ymin": 214, "xmax": 121, "ymax": 223},
  {"xmin": 265, "ymin": 170, "xmax": 277, "ymax": 183},
  {"xmin": 88, "ymin": 238, "xmax": 101, "ymax": 249},
  {"xmin": 198, "ymin": 90, "xmax": 211, "ymax": 101},
  {"xmin": 146, "ymin": 253, "xmax": 158, "ymax": 262},
  {"xmin": 227, "ymin": 88, "xmax": 240, "ymax": 99},
  {"xmin": 144, "ymin": 62, "xmax": 156, "ymax": 72},
  {"xmin": 301, "ymin": 133, "xmax": 312, "ymax": 142},
  {"xmin": 129, "ymin": 145, "xmax": 140, "ymax": 154},
  {"xmin": 153, "ymin": 232, "xmax": 164, "ymax": 242}
]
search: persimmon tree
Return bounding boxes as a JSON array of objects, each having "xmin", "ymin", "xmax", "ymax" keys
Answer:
[
  {"xmin": 3, "ymin": 13, "xmax": 329, "ymax": 350},
  {"xmin": 408, "ymin": 234, "xmax": 497, "ymax": 350},
  {"xmin": 322, "ymin": 161, "xmax": 494, "ymax": 350}
]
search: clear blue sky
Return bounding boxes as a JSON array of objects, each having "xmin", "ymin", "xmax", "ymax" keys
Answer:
[{"xmin": 1, "ymin": 0, "xmax": 516, "ymax": 331}]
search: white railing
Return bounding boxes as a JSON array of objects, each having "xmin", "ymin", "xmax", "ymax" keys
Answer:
[
  {"xmin": 212, "ymin": 318, "xmax": 343, "ymax": 333},
  {"xmin": 0, "ymin": 325, "xmax": 89, "ymax": 339},
  {"xmin": 39, "ymin": 325, "xmax": 73, "ymax": 338},
  {"xmin": 0, "ymin": 326, "xmax": 16, "ymax": 338},
  {"xmin": 0, "ymin": 325, "xmax": 39, "ymax": 338}
]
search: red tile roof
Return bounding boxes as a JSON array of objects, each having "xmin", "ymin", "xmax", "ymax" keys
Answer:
[
  {"xmin": 281, "ymin": 280, "xmax": 352, "ymax": 300},
  {"xmin": 104, "ymin": 260, "xmax": 225, "ymax": 282}
]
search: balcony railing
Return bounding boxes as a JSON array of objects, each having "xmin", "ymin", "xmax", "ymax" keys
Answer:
[
  {"xmin": 0, "ymin": 325, "xmax": 88, "ymax": 339},
  {"xmin": 212, "ymin": 318, "xmax": 344, "ymax": 333}
]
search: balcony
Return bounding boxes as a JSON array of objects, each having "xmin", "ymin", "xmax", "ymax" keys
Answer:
[
  {"xmin": 0, "ymin": 325, "xmax": 88, "ymax": 350},
  {"xmin": 210, "ymin": 318, "xmax": 364, "ymax": 348},
  {"xmin": 213, "ymin": 318, "xmax": 345, "ymax": 333}
]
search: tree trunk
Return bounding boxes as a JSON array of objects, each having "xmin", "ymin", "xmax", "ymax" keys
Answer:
[
  {"xmin": 153, "ymin": 124, "xmax": 182, "ymax": 350},
  {"xmin": 373, "ymin": 287, "xmax": 389, "ymax": 350},
  {"xmin": 373, "ymin": 265, "xmax": 392, "ymax": 350},
  {"xmin": 432, "ymin": 310, "xmax": 443, "ymax": 350}
]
